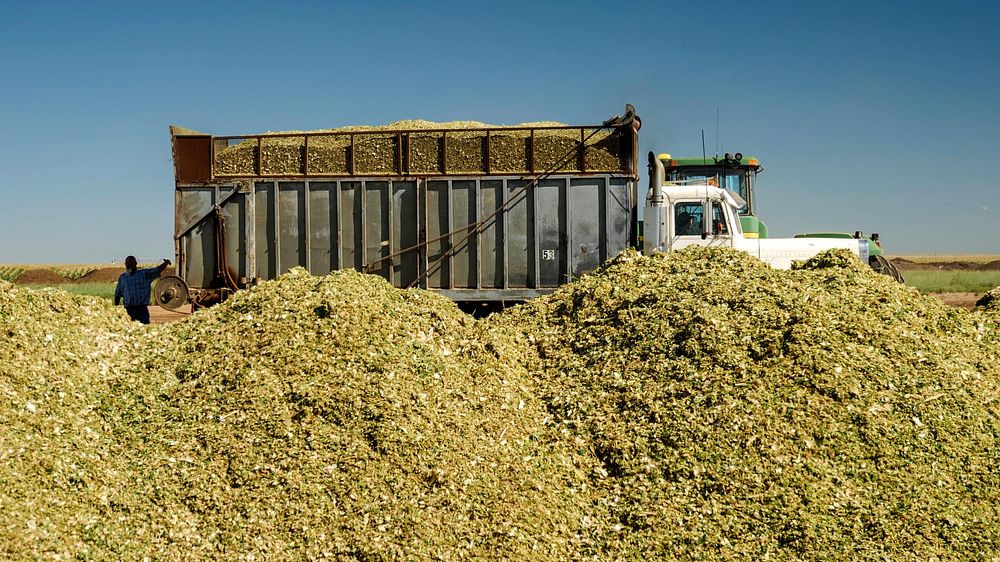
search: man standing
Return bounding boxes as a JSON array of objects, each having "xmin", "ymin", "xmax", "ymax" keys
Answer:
[{"xmin": 114, "ymin": 256, "xmax": 171, "ymax": 324}]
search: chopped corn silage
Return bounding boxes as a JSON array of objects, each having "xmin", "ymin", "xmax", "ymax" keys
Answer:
[
  {"xmin": 4, "ymin": 250, "xmax": 1000, "ymax": 561},
  {"xmin": 491, "ymin": 247, "xmax": 1000, "ymax": 560},
  {"xmin": 0, "ymin": 281, "xmax": 135, "ymax": 559},
  {"xmin": 978, "ymin": 286, "xmax": 1000, "ymax": 312},
  {"xmin": 99, "ymin": 269, "xmax": 596, "ymax": 561},
  {"xmin": 213, "ymin": 120, "xmax": 624, "ymax": 176}
]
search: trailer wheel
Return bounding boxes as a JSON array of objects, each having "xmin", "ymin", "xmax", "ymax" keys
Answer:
[
  {"xmin": 154, "ymin": 276, "xmax": 189, "ymax": 309},
  {"xmin": 870, "ymin": 255, "xmax": 905, "ymax": 283}
]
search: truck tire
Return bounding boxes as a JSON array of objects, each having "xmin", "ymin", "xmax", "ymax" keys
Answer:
[{"xmin": 870, "ymin": 255, "xmax": 905, "ymax": 283}]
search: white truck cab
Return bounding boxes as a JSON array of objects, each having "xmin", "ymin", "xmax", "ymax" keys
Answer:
[{"xmin": 643, "ymin": 152, "xmax": 868, "ymax": 268}]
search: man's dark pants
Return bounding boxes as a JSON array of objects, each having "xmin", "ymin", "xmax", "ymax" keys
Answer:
[{"xmin": 125, "ymin": 304, "xmax": 150, "ymax": 324}]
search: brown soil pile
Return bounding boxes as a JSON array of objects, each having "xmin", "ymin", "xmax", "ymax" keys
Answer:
[
  {"xmin": 78, "ymin": 267, "xmax": 175, "ymax": 283},
  {"xmin": 892, "ymin": 258, "xmax": 1000, "ymax": 271},
  {"xmin": 13, "ymin": 268, "xmax": 69, "ymax": 284},
  {"xmin": 76, "ymin": 267, "xmax": 123, "ymax": 283},
  {"xmin": 16, "ymin": 266, "xmax": 178, "ymax": 285}
]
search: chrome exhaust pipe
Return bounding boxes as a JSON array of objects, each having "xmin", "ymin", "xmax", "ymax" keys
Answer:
[{"xmin": 647, "ymin": 151, "xmax": 664, "ymax": 205}]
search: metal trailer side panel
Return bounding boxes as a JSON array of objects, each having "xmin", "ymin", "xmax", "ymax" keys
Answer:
[
  {"xmin": 176, "ymin": 174, "xmax": 635, "ymax": 302},
  {"xmin": 254, "ymin": 183, "xmax": 275, "ymax": 280},
  {"xmin": 478, "ymin": 181, "xmax": 503, "ymax": 289},
  {"xmin": 569, "ymin": 177, "xmax": 603, "ymax": 280},
  {"xmin": 308, "ymin": 182, "xmax": 336, "ymax": 276},
  {"xmin": 277, "ymin": 182, "xmax": 306, "ymax": 275},
  {"xmin": 391, "ymin": 182, "xmax": 419, "ymax": 287}
]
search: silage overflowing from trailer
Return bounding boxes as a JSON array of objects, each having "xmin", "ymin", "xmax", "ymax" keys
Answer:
[
  {"xmin": 4, "ymin": 250, "xmax": 1000, "ymax": 560},
  {"xmin": 491, "ymin": 247, "xmax": 1000, "ymax": 560},
  {"xmin": 212, "ymin": 119, "xmax": 624, "ymax": 176}
]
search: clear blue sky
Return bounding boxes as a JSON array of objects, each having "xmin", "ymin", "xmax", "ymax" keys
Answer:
[{"xmin": 1, "ymin": 0, "xmax": 997, "ymax": 262}]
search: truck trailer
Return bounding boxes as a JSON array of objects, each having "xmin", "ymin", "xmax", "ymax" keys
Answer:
[{"xmin": 164, "ymin": 107, "xmax": 641, "ymax": 309}]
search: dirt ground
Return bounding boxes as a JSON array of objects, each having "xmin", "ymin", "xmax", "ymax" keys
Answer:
[
  {"xmin": 150, "ymin": 304, "xmax": 193, "ymax": 324},
  {"xmin": 932, "ymin": 293, "xmax": 982, "ymax": 310}
]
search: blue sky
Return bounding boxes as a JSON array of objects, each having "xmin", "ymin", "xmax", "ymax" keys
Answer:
[{"xmin": 0, "ymin": 0, "xmax": 997, "ymax": 262}]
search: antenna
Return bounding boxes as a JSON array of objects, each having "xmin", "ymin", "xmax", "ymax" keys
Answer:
[
  {"xmin": 716, "ymin": 107, "xmax": 720, "ymax": 157},
  {"xmin": 701, "ymin": 129, "xmax": 709, "ymax": 237},
  {"xmin": 701, "ymin": 129, "xmax": 707, "ymax": 166}
]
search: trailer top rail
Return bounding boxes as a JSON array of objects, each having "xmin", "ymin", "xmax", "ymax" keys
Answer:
[{"xmin": 171, "ymin": 107, "xmax": 640, "ymax": 183}]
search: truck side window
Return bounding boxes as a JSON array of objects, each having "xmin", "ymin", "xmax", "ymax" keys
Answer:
[
  {"xmin": 711, "ymin": 202, "xmax": 728, "ymax": 234},
  {"xmin": 675, "ymin": 202, "xmax": 702, "ymax": 236}
]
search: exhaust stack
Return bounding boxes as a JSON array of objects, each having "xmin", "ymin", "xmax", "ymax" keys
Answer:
[
  {"xmin": 647, "ymin": 151, "xmax": 664, "ymax": 205},
  {"xmin": 643, "ymin": 151, "xmax": 668, "ymax": 254}
]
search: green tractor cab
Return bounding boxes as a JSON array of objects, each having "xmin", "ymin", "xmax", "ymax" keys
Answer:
[{"xmin": 659, "ymin": 152, "xmax": 768, "ymax": 238}]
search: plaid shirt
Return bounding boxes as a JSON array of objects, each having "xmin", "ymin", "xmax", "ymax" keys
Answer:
[{"xmin": 114, "ymin": 268, "xmax": 161, "ymax": 306}]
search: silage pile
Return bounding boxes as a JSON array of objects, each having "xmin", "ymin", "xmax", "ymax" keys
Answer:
[
  {"xmin": 0, "ymin": 281, "xmax": 135, "ymax": 559},
  {"xmin": 213, "ymin": 119, "xmax": 625, "ymax": 176},
  {"xmin": 492, "ymin": 247, "xmax": 1000, "ymax": 560},
  {"xmin": 96, "ymin": 269, "xmax": 597, "ymax": 561},
  {"xmin": 978, "ymin": 286, "xmax": 1000, "ymax": 312},
  {"xmin": 4, "ymin": 250, "xmax": 1000, "ymax": 560}
]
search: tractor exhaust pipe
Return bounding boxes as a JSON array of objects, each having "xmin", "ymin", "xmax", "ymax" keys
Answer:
[{"xmin": 647, "ymin": 151, "xmax": 664, "ymax": 205}]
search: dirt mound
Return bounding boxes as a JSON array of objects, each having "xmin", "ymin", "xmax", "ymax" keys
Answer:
[
  {"xmin": 889, "ymin": 257, "xmax": 922, "ymax": 270},
  {"xmin": 946, "ymin": 261, "xmax": 980, "ymax": 270},
  {"xmin": 13, "ymin": 268, "xmax": 69, "ymax": 284},
  {"xmin": 891, "ymin": 258, "xmax": 1000, "ymax": 271},
  {"xmin": 494, "ymin": 247, "xmax": 1000, "ymax": 560},
  {"xmin": 76, "ymin": 266, "xmax": 122, "ymax": 283},
  {"xmin": 77, "ymin": 266, "xmax": 176, "ymax": 284}
]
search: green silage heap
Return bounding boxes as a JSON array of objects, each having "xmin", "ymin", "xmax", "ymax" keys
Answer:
[
  {"xmin": 978, "ymin": 286, "xmax": 1000, "ymax": 312},
  {"xmin": 493, "ymin": 247, "xmax": 1000, "ymax": 560},
  {"xmin": 0, "ymin": 281, "xmax": 136, "ymax": 559},
  {"xmin": 3, "ymin": 250, "xmax": 1000, "ymax": 560},
  {"xmin": 95, "ymin": 269, "xmax": 597, "ymax": 560}
]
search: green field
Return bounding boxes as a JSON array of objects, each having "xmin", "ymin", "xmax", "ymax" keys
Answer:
[
  {"xmin": 902, "ymin": 270, "xmax": 1000, "ymax": 294},
  {"xmin": 24, "ymin": 283, "xmax": 117, "ymax": 300},
  {"xmin": 0, "ymin": 266, "xmax": 26, "ymax": 282}
]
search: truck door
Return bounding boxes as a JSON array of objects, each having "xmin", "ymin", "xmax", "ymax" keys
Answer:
[{"xmin": 705, "ymin": 201, "xmax": 734, "ymax": 248}]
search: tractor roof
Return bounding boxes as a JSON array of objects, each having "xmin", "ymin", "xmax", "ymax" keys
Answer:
[{"xmin": 658, "ymin": 153, "xmax": 761, "ymax": 170}]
